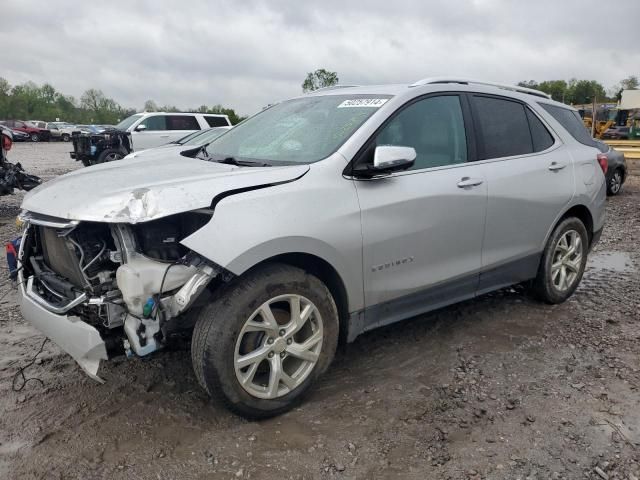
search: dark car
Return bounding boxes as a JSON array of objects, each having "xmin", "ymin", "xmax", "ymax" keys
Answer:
[
  {"xmin": 0, "ymin": 120, "xmax": 51, "ymax": 142},
  {"xmin": 595, "ymin": 140, "xmax": 627, "ymax": 196},
  {"xmin": 601, "ymin": 125, "xmax": 630, "ymax": 140},
  {"xmin": 8, "ymin": 128, "xmax": 30, "ymax": 142}
]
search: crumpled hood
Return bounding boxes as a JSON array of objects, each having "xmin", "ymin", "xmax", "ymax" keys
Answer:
[{"xmin": 22, "ymin": 155, "xmax": 309, "ymax": 223}]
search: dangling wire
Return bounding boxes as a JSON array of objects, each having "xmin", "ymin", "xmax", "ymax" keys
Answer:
[{"xmin": 12, "ymin": 337, "xmax": 48, "ymax": 392}]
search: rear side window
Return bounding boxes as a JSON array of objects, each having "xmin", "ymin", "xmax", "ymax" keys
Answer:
[
  {"xmin": 167, "ymin": 115, "xmax": 200, "ymax": 130},
  {"xmin": 205, "ymin": 116, "xmax": 230, "ymax": 127},
  {"xmin": 473, "ymin": 96, "xmax": 532, "ymax": 159},
  {"xmin": 525, "ymin": 109, "xmax": 554, "ymax": 151},
  {"xmin": 539, "ymin": 103, "xmax": 597, "ymax": 147}
]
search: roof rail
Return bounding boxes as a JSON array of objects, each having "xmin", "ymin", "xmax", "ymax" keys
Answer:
[
  {"xmin": 312, "ymin": 84, "xmax": 360, "ymax": 92},
  {"xmin": 409, "ymin": 77, "xmax": 551, "ymax": 99}
]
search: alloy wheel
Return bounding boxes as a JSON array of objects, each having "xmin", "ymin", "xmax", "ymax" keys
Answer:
[
  {"xmin": 551, "ymin": 229, "xmax": 583, "ymax": 291},
  {"xmin": 610, "ymin": 171, "xmax": 622, "ymax": 194},
  {"xmin": 234, "ymin": 294, "xmax": 323, "ymax": 399}
]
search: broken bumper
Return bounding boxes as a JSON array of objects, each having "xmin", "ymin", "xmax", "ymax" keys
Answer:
[{"xmin": 18, "ymin": 273, "xmax": 108, "ymax": 382}]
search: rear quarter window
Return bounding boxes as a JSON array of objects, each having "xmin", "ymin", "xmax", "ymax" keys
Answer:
[
  {"xmin": 205, "ymin": 116, "xmax": 230, "ymax": 127},
  {"xmin": 539, "ymin": 103, "xmax": 597, "ymax": 148},
  {"xmin": 167, "ymin": 115, "xmax": 200, "ymax": 130}
]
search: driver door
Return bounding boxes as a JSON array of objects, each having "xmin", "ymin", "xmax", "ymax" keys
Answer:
[{"xmin": 354, "ymin": 94, "xmax": 487, "ymax": 330}]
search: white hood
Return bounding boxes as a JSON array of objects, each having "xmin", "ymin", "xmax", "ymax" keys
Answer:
[{"xmin": 22, "ymin": 155, "xmax": 309, "ymax": 223}]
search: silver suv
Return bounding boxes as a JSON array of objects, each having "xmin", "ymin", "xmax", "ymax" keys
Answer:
[{"xmin": 17, "ymin": 78, "xmax": 606, "ymax": 418}]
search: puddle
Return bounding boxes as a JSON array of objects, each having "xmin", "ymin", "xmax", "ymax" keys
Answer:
[{"xmin": 587, "ymin": 251, "xmax": 635, "ymax": 273}]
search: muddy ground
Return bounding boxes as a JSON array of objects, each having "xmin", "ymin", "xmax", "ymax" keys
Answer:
[{"xmin": 0, "ymin": 142, "xmax": 639, "ymax": 480}]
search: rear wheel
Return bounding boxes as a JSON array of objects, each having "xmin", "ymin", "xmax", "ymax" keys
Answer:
[
  {"xmin": 191, "ymin": 264, "xmax": 339, "ymax": 419},
  {"xmin": 30, "ymin": 133, "xmax": 39, "ymax": 142},
  {"xmin": 607, "ymin": 169, "xmax": 623, "ymax": 196},
  {"xmin": 61, "ymin": 134, "xmax": 71, "ymax": 142},
  {"xmin": 531, "ymin": 217, "xmax": 588, "ymax": 304}
]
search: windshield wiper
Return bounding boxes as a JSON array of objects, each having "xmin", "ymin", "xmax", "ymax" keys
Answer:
[{"xmin": 215, "ymin": 157, "xmax": 272, "ymax": 167}]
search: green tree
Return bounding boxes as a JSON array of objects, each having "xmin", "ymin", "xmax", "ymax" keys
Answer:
[
  {"xmin": 517, "ymin": 80, "xmax": 539, "ymax": 89},
  {"xmin": 566, "ymin": 79, "xmax": 607, "ymax": 104},
  {"xmin": 302, "ymin": 68, "xmax": 339, "ymax": 92},
  {"xmin": 537, "ymin": 80, "xmax": 568, "ymax": 102},
  {"xmin": 143, "ymin": 99, "xmax": 159, "ymax": 112}
]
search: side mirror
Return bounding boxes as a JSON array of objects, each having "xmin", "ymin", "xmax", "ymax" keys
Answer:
[
  {"xmin": 135, "ymin": 124, "xmax": 147, "ymax": 132},
  {"xmin": 373, "ymin": 145, "xmax": 416, "ymax": 172}
]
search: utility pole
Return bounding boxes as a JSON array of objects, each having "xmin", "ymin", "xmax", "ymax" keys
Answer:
[{"xmin": 591, "ymin": 94, "xmax": 597, "ymax": 138}]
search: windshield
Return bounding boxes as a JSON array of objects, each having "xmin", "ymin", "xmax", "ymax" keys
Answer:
[
  {"xmin": 183, "ymin": 127, "xmax": 230, "ymax": 146},
  {"xmin": 115, "ymin": 114, "xmax": 143, "ymax": 131},
  {"xmin": 206, "ymin": 95, "xmax": 390, "ymax": 164}
]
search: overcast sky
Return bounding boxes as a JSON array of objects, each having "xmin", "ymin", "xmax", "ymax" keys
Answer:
[{"xmin": 2, "ymin": 0, "xmax": 639, "ymax": 116}]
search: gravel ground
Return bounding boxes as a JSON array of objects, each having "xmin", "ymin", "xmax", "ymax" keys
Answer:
[{"xmin": 0, "ymin": 143, "xmax": 639, "ymax": 480}]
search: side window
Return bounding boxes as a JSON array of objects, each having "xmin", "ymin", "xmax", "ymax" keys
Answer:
[
  {"xmin": 140, "ymin": 115, "xmax": 167, "ymax": 131},
  {"xmin": 375, "ymin": 95, "xmax": 467, "ymax": 170},
  {"xmin": 473, "ymin": 96, "xmax": 532, "ymax": 159},
  {"xmin": 205, "ymin": 116, "xmax": 230, "ymax": 127},
  {"xmin": 167, "ymin": 115, "xmax": 200, "ymax": 130},
  {"xmin": 539, "ymin": 103, "xmax": 597, "ymax": 147},
  {"xmin": 525, "ymin": 108, "xmax": 554, "ymax": 151}
]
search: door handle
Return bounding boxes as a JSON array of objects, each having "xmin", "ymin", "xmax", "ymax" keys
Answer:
[
  {"xmin": 548, "ymin": 162, "xmax": 566, "ymax": 171},
  {"xmin": 457, "ymin": 177, "xmax": 484, "ymax": 188}
]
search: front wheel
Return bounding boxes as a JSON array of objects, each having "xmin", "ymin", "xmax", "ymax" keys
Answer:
[
  {"xmin": 96, "ymin": 149, "xmax": 124, "ymax": 164},
  {"xmin": 30, "ymin": 133, "xmax": 39, "ymax": 142},
  {"xmin": 531, "ymin": 217, "xmax": 588, "ymax": 304},
  {"xmin": 191, "ymin": 264, "xmax": 339, "ymax": 418},
  {"xmin": 61, "ymin": 134, "xmax": 71, "ymax": 142}
]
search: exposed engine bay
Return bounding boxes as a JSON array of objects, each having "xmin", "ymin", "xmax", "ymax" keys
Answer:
[{"xmin": 19, "ymin": 211, "xmax": 229, "ymax": 364}]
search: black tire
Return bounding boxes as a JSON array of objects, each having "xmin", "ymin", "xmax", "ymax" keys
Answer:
[
  {"xmin": 61, "ymin": 134, "xmax": 70, "ymax": 142},
  {"xmin": 606, "ymin": 168, "xmax": 624, "ymax": 196},
  {"xmin": 30, "ymin": 133, "xmax": 39, "ymax": 142},
  {"xmin": 96, "ymin": 149, "xmax": 124, "ymax": 164},
  {"xmin": 532, "ymin": 217, "xmax": 589, "ymax": 304},
  {"xmin": 191, "ymin": 263, "xmax": 339, "ymax": 419}
]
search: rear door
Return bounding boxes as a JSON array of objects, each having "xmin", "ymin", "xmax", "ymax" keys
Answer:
[
  {"xmin": 355, "ymin": 94, "xmax": 487, "ymax": 329},
  {"xmin": 468, "ymin": 95, "xmax": 573, "ymax": 292}
]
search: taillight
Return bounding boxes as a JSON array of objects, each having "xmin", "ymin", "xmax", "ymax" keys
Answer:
[
  {"xmin": 1, "ymin": 134, "xmax": 11, "ymax": 152},
  {"xmin": 597, "ymin": 153, "xmax": 608, "ymax": 175}
]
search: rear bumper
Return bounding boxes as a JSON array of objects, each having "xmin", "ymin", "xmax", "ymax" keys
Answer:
[{"xmin": 18, "ymin": 271, "xmax": 107, "ymax": 381}]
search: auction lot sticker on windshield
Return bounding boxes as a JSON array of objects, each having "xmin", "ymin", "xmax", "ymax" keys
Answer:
[{"xmin": 337, "ymin": 98, "xmax": 388, "ymax": 108}]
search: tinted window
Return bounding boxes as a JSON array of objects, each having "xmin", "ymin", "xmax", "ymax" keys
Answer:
[
  {"xmin": 140, "ymin": 115, "xmax": 167, "ymax": 131},
  {"xmin": 167, "ymin": 115, "xmax": 200, "ymax": 130},
  {"xmin": 525, "ymin": 109, "xmax": 554, "ymax": 151},
  {"xmin": 375, "ymin": 95, "xmax": 467, "ymax": 170},
  {"xmin": 539, "ymin": 103, "xmax": 597, "ymax": 147},
  {"xmin": 205, "ymin": 116, "xmax": 230, "ymax": 127},
  {"xmin": 473, "ymin": 96, "xmax": 532, "ymax": 159}
]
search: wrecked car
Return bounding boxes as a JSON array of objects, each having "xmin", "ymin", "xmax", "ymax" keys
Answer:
[
  {"xmin": 0, "ymin": 126, "xmax": 41, "ymax": 195},
  {"xmin": 18, "ymin": 78, "xmax": 605, "ymax": 418},
  {"xmin": 70, "ymin": 128, "xmax": 133, "ymax": 166}
]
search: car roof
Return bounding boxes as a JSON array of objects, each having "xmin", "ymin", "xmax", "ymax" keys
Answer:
[{"xmin": 301, "ymin": 78, "xmax": 575, "ymax": 111}]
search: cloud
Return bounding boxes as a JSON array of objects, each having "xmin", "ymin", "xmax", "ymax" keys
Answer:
[{"xmin": 1, "ymin": 0, "xmax": 638, "ymax": 116}]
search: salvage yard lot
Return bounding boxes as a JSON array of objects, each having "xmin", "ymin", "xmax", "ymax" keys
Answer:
[{"xmin": 0, "ymin": 143, "xmax": 639, "ymax": 479}]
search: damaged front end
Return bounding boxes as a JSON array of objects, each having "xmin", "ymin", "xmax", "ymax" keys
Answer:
[
  {"xmin": 70, "ymin": 128, "xmax": 132, "ymax": 167},
  {"xmin": 17, "ymin": 210, "xmax": 228, "ymax": 380}
]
